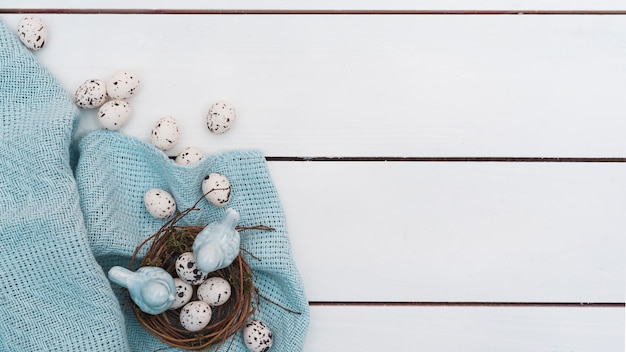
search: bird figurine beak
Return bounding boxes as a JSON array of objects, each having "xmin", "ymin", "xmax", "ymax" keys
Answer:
[
  {"xmin": 193, "ymin": 208, "xmax": 241, "ymax": 273},
  {"xmin": 108, "ymin": 266, "xmax": 176, "ymax": 315}
]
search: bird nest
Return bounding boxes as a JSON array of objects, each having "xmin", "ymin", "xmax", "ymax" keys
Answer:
[{"xmin": 128, "ymin": 204, "xmax": 272, "ymax": 351}]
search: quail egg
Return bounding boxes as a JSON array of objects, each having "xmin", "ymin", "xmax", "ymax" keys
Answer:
[
  {"xmin": 201, "ymin": 173, "xmax": 231, "ymax": 207},
  {"xmin": 197, "ymin": 277, "xmax": 231, "ymax": 307},
  {"xmin": 143, "ymin": 188, "xmax": 176, "ymax": 219}
]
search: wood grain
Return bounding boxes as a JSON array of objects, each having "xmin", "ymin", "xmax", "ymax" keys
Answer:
[
  {"xmin": 4, "ymin": 0, "xmax": 626, "ymax": 12},
  {"xmin": 268, "ymin": 161, "xmax": 626, "ymax": 303},
  {"xmin": 307, "ymin": 305, "xmax": 624, "ymax": 351},
  {"xmin": 2, "ymin": 14, "xmax": 626, "ymax": 157}
]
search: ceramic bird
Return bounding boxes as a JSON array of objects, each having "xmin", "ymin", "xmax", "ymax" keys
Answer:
[
  {"xmin": 108, "ymin": 266, "xmax": 176, "ymax": 315},
  {"xmin": 193, "ymin": 208, "xmax": 241, "ymax": 273}
]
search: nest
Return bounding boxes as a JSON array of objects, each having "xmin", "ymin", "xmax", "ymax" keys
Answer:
[{"xmin": 128, "ymin": 205, "xmax": 269, "ymax": 351}]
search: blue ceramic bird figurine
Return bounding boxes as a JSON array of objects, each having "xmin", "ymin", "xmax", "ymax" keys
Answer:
[
  {"xmin": 193, "ymin": 208, "xmax": 241, "ymax": 273},
  {"xmin": 108, "ymin": 266, "xmax": 176, "ymax": 315}
]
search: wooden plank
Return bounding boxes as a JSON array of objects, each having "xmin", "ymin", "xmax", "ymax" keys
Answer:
[
  {"xmin": 267, "ymin": 161, "xmax": 626, "ymax": 303},
  {"xmin": 2, "ymin": 14, "xmax": 626, "ymax": 157},
  {"xmin": 3, "ymin": 0, "xmax": 626, "ymax": 12},
  {"xmin": 306, "ymin": 305, "xmax": 625, "ymax": 351}
]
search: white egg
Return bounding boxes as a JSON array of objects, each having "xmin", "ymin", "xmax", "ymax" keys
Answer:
[
  {"xmin": 197, "ymin": 277, "xmax": 231, "ymax": 307},
  {"xmin": 17, "ymin": 16, "xmax": 47, "ymax": 50},
  {"xmin": 75, "ymin": 79, "xmax": 108, "ymax": 109},
  {"xmin": 175, "ymin": 146, "xmax": 204, "ymax": 165},
  {"xmin": 206, "ymin": 101, "xmax": 236, "ymax": 134},
  {"xmin": 169, "ymin": 278, "xmax": 193, "ymax": 310},
  {"xmin": 98, "ymin": 100, "xmax": 131, "ymax": 130},
  {"xmin": 175, "ymin": 252, "xmax": 209, "ymax": 285},
  {"xmin": 243, "ymin": 320, "xmax": 273, "ymax": 352},
  {"xmin": 107, "ymin": 70, "xmax": 140, "ymax": 99},
  {"xmin": 201, "ymin": 173, "xmax": 231, "ymax": 207},
  {"xmin": 151, "ymin": 116, "xmax": 180, "ymax": 151},
  {"xmin": 179, "ymin": 301, "xmax": 212, "ymax": 332},
  {"xmin": 143, "ymin": 188, "xmax": 176, "ymax": 219}
]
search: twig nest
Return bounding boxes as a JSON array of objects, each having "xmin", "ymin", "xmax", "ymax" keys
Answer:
[
  {"xmin": 17, "ymin": 16, "xmax": 47, "ymax": 50},
  {"xmin": 151, "ymin": 116, "xmax": 180, "ymax": 151},
  {"xmin": 175, "ymin": 252, "xmax": 209, "ymax": 285},
  {"xmin": 243, "ymin": 320, "xmax": 273, "ymax": 352},
  {"xmin": 107, "ymin": 70, "xmax": 140, "ymax": 99},
  {"xmin": 129, "ymin": 204, "xmax": 266, "ymax": 350},
  {"xmin": 98, "ymin": 99, "xmax": 132, "ymax": 130},
  {"xmin": 197, "ymin": 277, "xmax": 232, "ymax": 307},
  {"xmin": 202, "ymin": 173, "xmax": 231, "ymax": 207},
  {"xmin": 75, "ymin": 79, "xmax": 108, "ymax": 109},
  {"xmin": 175, "ymin": 146, "xmax": 204, "ymax": 165},
  {"xmin": 144, "ymin": 188, "xmax": 177, "ymax": 219},
  {"xmin": 206, "ymin": 101, "xmax": 236, "ymax": 134},
  {"xmin": 179, "ymin": 301, "xmax": 212, "ymax": 332},
  {"xmin": 170, "ymin": 278, "xmax": 193, "ymax": 310}
]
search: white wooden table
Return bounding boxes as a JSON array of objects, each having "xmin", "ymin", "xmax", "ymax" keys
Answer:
[{"xmin": 2, "ymin": 1, "xmax": 625, "ymax": 350}]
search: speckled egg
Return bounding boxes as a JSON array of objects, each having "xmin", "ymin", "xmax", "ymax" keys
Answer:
[
  {"xmin": 98, "ymin": 99, "xmax": 131, "ymax": 130},
  {"xmin": 243, "ymin": 320, "xmax": 273, "ymax": 352},
  {"xmin": 143, "ymin": 188, "xmax": 176, "ymax": 219},
  {"xmin": 201, "ymin": 173, "xmax": 231, "ymax": 207},
  {"xmin": 175, "ymin": 146, "xmax": 204, "ymax": 165},
  {"xmin": 169, "ymin": 278, "xmax": 193, "ymax": 310},
  {"xmin": 107, "ymin": 70, "xmax": 140, "ymax": 99},
  {"xmin": 206, "ymin": 101, "xmax": 236, "ymax": 134},
  {"xmin": 179, "ymin": 301, "xmax": 212, "ymax": 332},
  {"xmin": 175, "ymin": 252, "xmax": 209, "ymax": 285},
  {"xmin": 17, "ymin": 16, "xmax": 47, "ymax": 50},
  {"xmin": 151, "ymin": 116, "xmax": 180, "ymax": 151},
  {"xmin": 75, "ymin": 79, "xmax": 108, "ymax": 109},
  {"xmin": 197, "ymin": 277, "xmax": 231, "ymax": 307}
]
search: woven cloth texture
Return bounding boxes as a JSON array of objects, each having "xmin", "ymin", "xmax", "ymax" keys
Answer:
[
  {"xmin": 0, "ymin": 17, "xmax": 308, "ymax": 351},
  {"xmin": 0, "ymin": 19, "xmax": 129, "ymax": 351},
  {"xmin": 75, "ymin": 131, "xmax": 310, "ymax": 351}
]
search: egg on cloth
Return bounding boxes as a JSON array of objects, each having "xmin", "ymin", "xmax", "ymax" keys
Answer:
[
  {"xmin": 206, "ymin": 101, "xmax": 236, "ymax": 134},
  {"xmin": 107, "ymin": 70, "xmax": 140, "ymax": 99},
  {"xmin": 143, "ymin": 188, "xmax": 176, "ymax": 219},
  {"xmin": 74, "ymin": 79, "xmax": 107, "ymax": 109},
  {"xmin": 179, "ymin": 301, "xmax": 212, "ymax": 332},
  {"xmin": 197, "ymin": 277, "xmax": 231, "ymax": 307},
  {"xmin": 151, "ymin": 116, "xmax": 180, "ymax": 151},
  {"xmin": 201, "ymin": 173, "xmax": 231, "ymax": 207},
  {"xmin": 175, "ymin": 146, "xmax": 204, "ymax": 165},
  {"xmin": 17, "ymin": 16, "xmax": 47, "ymax": 50},
  {"xmin": 98, "ymin": 99, "xmax": 131, "ymax": 130},
  {"xmin": 243, "ymin": 320, "xmax": 273, "ymax": 352},
  {"xmin": 175, "ymin": 252, "xmax": 209, "ymax": 285},
  {"xmin": 169, "ymin": 278, "xmax": 193, "ymax": 310}
]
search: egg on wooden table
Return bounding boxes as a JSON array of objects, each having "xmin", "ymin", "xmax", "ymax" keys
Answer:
[
  {"xmin": 179, "ymin": 301, "xmax": 212, "ymax": 332},
  {"xmin": 243, "ymin": 320, "xmax": 273, "ymax": 352},
  {"xmin": 169, "ymin": 278, "xmax": 193, "ymax": 310},
  {"xmin": 197, "ymin": 277, "xmax": 231, "ymax": 306},
  {"xmin": 106, "ymin": 70, "xmax": 140, "ymax": 99},
  {"xmin": 98, "ymin": 99, "xmax": 131, "ymax": 130},
  {"xmin": 143, "ymin": 188, "xmax": 176, "ymax": 219},
  {"xmin": 201, "ymin": 173, "xmax": 231, "ymax": 207},
  {"xmin": 175, "ymin": 252, "xmax": 209, "ymax": 285},
  {"xmin": 175, "ymin": 146, "xmax": 204, "ymax": 165},
  {"xmin": 151, "ymin": 116, "xmax": 180, "ymax": 151},
  {"xmin": 17, "ymin": 16, "xmax": 47, "ymax": 50},
  {"xmin": 206, "ymin": 101, "xmax": 236, "ymax": 134},
  {"xmin": 74, "ymin": 79, "xmax": 107, "ymax": 109}
]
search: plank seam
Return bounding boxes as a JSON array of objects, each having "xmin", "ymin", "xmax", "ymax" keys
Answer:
[
  {"xmin": 2, "ymin": 9, "xmax": 626, "ymax": 15},
  {"xmin": 265, "ymin": 157, "xmax": 626, "ymax": 162},
  {"xmin": 308, "ymin": 301, "xmax": 626, "ymax": 307}
]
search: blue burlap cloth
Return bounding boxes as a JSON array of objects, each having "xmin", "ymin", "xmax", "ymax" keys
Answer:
[{"xmin": 0, "ymin": 18, "xmax": 309, "ymax": 351}]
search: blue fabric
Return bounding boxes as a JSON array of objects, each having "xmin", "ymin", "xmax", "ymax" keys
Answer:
[
  {"xmin": 0, "ymin": 19, "xmax": 129, "ymax": 351},
  {"xmin": 0, "ymin": 17, "xmax": 309, "ymax": 351}
]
